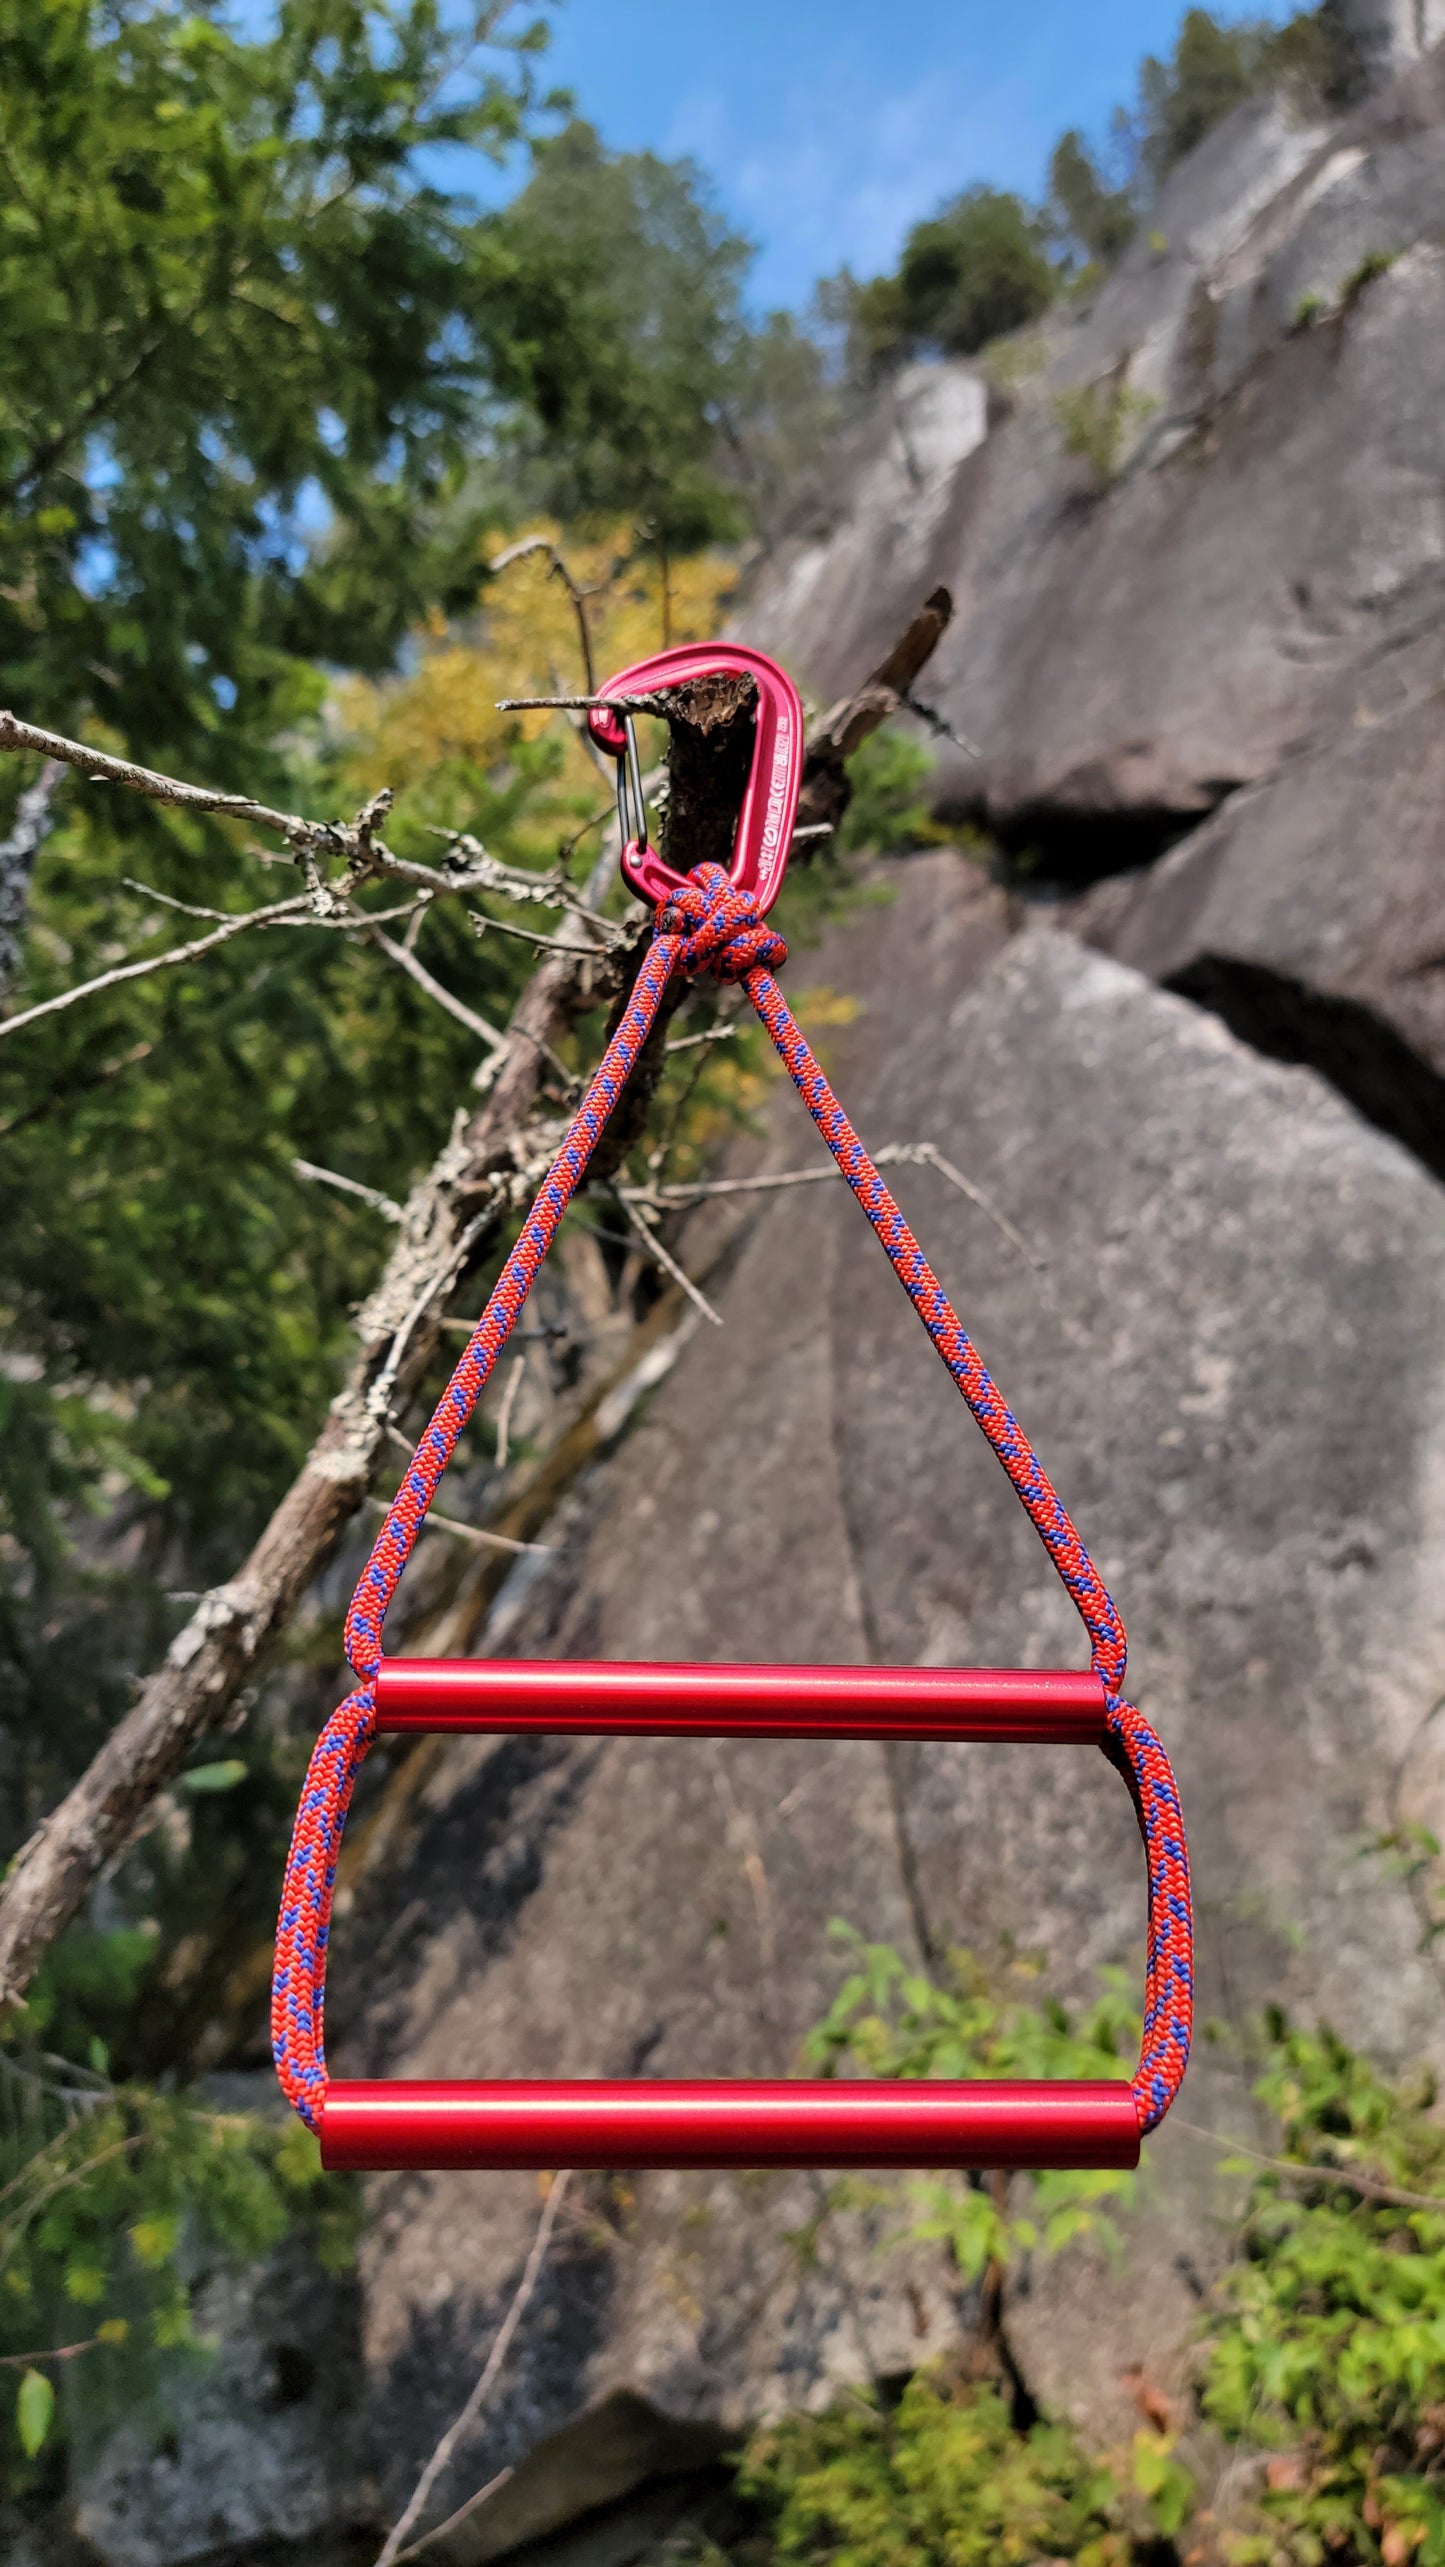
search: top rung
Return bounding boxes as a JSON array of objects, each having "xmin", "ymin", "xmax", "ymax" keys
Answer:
[{"xmin": 373, "ymin": 1660, "xmax": 1108, "ymax": 1744}]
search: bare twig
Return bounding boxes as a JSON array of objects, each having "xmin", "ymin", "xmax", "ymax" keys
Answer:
[
  {"xmin": 123, "ymin": 877, "xmax": 423, "ymax": 934},
  {"xmin": 367, "ymin": 925, "xmax": 509, "ymax": 1053},
  {"xmin": 889, "ymin": 1141, "xmax": 1046, "ymax": 1285},
  {"xmin": 493, "ymin": 1352, "xmax": 526, "ymax": 1473},
  {"xmin": 487, "ymin": 532, "xmax": 627, "ymax": 699},
  {"xmin": 0, "ymin": 893, "xmax": 315, "ymax": 1041},
  {"xmin": 471, "ymin": 909, "xmax": 607, "ymax": 957},
  {"xmin": 0, "ymin": 2334, "xmax": 110, "ymax": 2369},
  {"xmin": 900, "ymin": 687, "xmax": 980, "ymax": 759},
  {"xmin": 367, "ymin": 1208, "xmax": 495, "ymax": 1428},
  {"xmin": 436, "ymin": 1319, "xmax": 570, "ymax": 1343},
  {"xmin": 293, "ymin": 1161, "xmax": 405, "ymax": 1224},
  {"xmin": 364, "ymin": 1493, "xmax": 552, "ymax": 1560},
  {"xmin": 615, "ymin": 1194, "xmax": 723, "ymax": 1327},
  {"xmin": 376, "ymin": 2169, "xmax": 573, "ymax": 2567},
  {"xmin": 1172, "ymin": 2119, "xmax": 1445, "ymax": 2215},
  {"xmin": 620, "ymin": 1140, "xmax": 1045, "ymax": 1287},
  {"xmin": 392, "ymin": 2466, "xmax": 515, "ymax": 2563},
  {"xmin": 795, "ymin": 586, "xmax": 953, "ymax": 843},
  {"xmin": 497, "ymin": 691, "xmax": 676, "ymax": 715},
  {"xmin": 665, "ymin": 1022, "xmax": 738, "ymax": 1054}
]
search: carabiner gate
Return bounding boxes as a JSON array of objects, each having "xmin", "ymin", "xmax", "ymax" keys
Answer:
[
  {"xmin": 613, "ymin": 711, "xmax": 650, "ymax": 855},
  {"xmin": 588, "ymin": 643, "xmax": 804, "ymax": 919}
]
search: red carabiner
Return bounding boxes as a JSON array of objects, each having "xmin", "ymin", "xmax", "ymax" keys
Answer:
[{"xmin": 587, "ymin": 642, "xmax": 804, "ymax": 919}]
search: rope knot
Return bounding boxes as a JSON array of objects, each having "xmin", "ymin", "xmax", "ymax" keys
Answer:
[{"xmin": 656, "ymin": 862, "xmax": 787, "ymax": 983}]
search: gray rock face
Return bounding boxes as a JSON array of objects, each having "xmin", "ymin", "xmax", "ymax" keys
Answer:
[
  {"xmin": 1341, "ymin": 0, "xmax": 1445, "ymax": 87},
  {"xmin": 1071, "ymin": 623, "xmax": 1445, "ymax": 1179},
  {"xmin": 746, "ymin": 51, "xmax": 1445, "ymax": 864},
  {"xmin": 288, "ymin": 854, "xmax": 1445, "ymax": 2555},
  {"xmin": 752, "ymin": 364, "xmax": 990, "ymax": 702},
  {"xmin": 73, "ymin": 2252, "xmax": 372, "ymax": 2566}
]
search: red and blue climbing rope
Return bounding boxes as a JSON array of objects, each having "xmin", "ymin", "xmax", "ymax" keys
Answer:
[{"xmin": 272, "ymin": 863, "xmax": 1192, "ymax": 2141}]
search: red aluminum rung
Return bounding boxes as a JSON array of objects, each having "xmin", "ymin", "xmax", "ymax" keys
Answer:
[
  {"xmin": 341, "ymin": 1661, "xmax": 1130, "ymax": 2173},
  {"xmin": 319, "ymin": 2078, "xmax": 1141, "ymax": 2172},
  {"xmin": 373, "ymin": 1658, "xmax": 1108, "ymax": 1743}
]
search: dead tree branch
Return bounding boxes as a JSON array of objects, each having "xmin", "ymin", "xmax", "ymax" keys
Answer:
[
  {"xmin": 0, "ymin": 711, "xmax": 335, "ymax": 856},
  {"xmin": 0, "ymin": 892, "xmax": 318, "ymax": 1041},
  {"xmin": 293, "ymin": 1161, "xmax": 405, "ymax": 1223},
  {"xmin": 795, "ymin": 584, "xmax": 954, "ymax": 842},
  {"xmin": 0, "ymin": 589, "xmax": 952, "ymax": 2013}
]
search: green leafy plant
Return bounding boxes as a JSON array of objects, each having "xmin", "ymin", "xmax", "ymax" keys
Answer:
[
  {"xmin": 836, "ymin": 730, "xmax": 941, "ymax": 859},
  {"xmin": 1053, "ymin": 379, "xmax": 1159, "ymax": 489},
  {"xmin": 689, "ymin": 1938, "xmax": 1195, "ymax": 2564},
  {"xmin": 832, "ymin": 187, "xmax": 1057, "ymax": 375},
  {"xmin": 1048, "ymin": 130, "xmax": 1137, "ymax": 270},
  {"xmin": 806, "ymin": 1932, "xmax": 1145, "ymax": 2276},
  {"xmin": 1201, "ymin": 2018, "xmax": 1445, "ymax": 2566},
  {"xmin": 1341, "ymin": 247, "xmax": 1403, "ymax": 311},
  {"xmin": 0, "ymin": 1927, "xmax": 358, "ymax": 2488},
  {"xmin": 739, "ymin": 2373, "xmax": 1132, "ymax": 2567}
]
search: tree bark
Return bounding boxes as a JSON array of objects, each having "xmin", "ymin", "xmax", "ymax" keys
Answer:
[
  {"xmin": 0, "ymin": 759, "xmax": 65, "ymax": 1003},
  {"xmin": 0, "ymin": 590, "xmax": 951, "ymax": 2012}
]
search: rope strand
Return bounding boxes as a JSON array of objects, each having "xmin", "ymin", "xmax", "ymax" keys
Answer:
[{"xmin": 272, "ymin": 865, "xmax": 1192, "ymax": 2135}]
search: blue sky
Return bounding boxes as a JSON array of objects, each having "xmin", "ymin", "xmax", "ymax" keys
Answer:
[
  {"xmin": 532, "ymin": 1, "xmax": 1298, "ymax": 308},
  {"xmin": 233, "ymin": 2, "xmax": 1298, "ymax": 310}
]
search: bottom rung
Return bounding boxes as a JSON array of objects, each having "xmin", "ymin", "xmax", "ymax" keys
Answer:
[{"xmin": 319, "ymin": 2079, "xmax": 1141, "ymax": 2172}]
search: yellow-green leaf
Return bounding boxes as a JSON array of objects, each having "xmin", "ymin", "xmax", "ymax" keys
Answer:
[
  {"xmin": 16, "ymin": 2368, "xmax": 54, "ymax": 2458},
  {"xmin": 181, "ymin": 1760, "xmax": 247, "ymax": 1795},
  {"xmin": 128, "ymin": 2215, "xmax": 179, "ymax": 2269}
]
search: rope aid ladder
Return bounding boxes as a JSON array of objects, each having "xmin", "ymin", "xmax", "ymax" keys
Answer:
[{"xmin": 271, "ymin": 643, "xmax": 1193, "ymax": 2174}]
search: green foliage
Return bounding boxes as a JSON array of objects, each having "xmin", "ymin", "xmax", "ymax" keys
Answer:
[
  {"xmin": 895, "ymin": 186, "xmax": 1056, "ymax": 359},
  {"xmin": 739, "ymin": 2374, "xmax": 1131, "ymax": 2567},
  {"xmin": 725, "ymin": 1959, "xmax": 1445, "ymax": 2567},
  {"xmin": 1135, "ymin": 9, "xmax": 1354, "ymax": 188},
  {"xmin": 836, "ymin": 730, "xmax": 939, "ymax": 858},
  {"xmin": 1053, "ymin": 378, "xmax": 1159, "ymax": 489},
  {"xmin": 0, "ymin": 761, "xmax": 560, "ymax": 1849},
  {"xmin": 15, "ymin": 2369, "xmax": 53, "ymax": 2461},
  {"xmin": 485, "ymin": 119, "xmax": 755, "ymax": 551},
  {"xmin": 807, "ymin": 1933, "xmax": 1143, "ymax": 2271},
  {"xmin": 1201, "ymin": 2019, "xmax": 1445, "ymax": 2566},
  {"xmin": 0, "ymin": 0, "xmax": 557, "ymax": 775},
  {"xmin": 1048, "ymin": 131, "xmax": 1136, "ymax": 270},
  {"xmin": 0, "ymin": 1927, "xmax": 358, "ymax": 2487},
  {"xmin": 835, "ymin": 188, "xmax": 1057, "ymax": 375},
  {"xmin": 1341, "ymin": 245, "xmax": 1403, "ymax": 309}
]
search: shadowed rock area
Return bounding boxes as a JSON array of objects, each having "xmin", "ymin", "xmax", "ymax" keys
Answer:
[{"xmin": 1070, "ymin": 624, "xmax": 1445, "ymax": 1175}]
